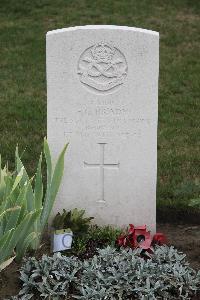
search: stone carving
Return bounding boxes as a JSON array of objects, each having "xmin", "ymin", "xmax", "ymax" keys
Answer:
[
  {"xmin": 84, "ymin": 143, "xmax": 120, "ymax": 203},
  {"xmin": 78, "ymin": 42, "xmax": 128, "ymax": 93}
]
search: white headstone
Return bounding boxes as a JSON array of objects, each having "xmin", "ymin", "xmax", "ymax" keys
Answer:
[{"xmin": 47, "ymin": 25, "xmax": 159, "ymax": 233}]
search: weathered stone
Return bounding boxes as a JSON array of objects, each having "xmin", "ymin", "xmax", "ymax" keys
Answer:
[{"xmin": 47, "ymin": 25, "xmax": 159, "ymax": 232}]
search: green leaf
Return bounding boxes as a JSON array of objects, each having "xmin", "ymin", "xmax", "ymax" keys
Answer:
[
  {"xmin": 16, "ymin": 182, "xmax": 28, "ymax": 206},
  {"xmin": 1, "ymin": 210, "xmax": 41, "ymax": 262},
  {"xmin": 0, "ymin": 228, "xmax": 14, "ymax": 249},
  {"xmin": 15, "ymin": 146, "xmax": 29, "ymax": 186},
  {"xmin": 16, "ymin": 232, "xmax": 38, "ymax": 262},
  {"xmin": 189, "ymin": 198, "xmax": 200, "ymax": 208},
  {"xmin": 25, "ymin": 180, "xmax": 35, "ymax": 212},
  {"xmin": 4, "ymin": 206, "xmax": 21, "ymax": 232},
  {"xmin": 43, "ymin": 138, "xmax": 52, "ymax": 190},
  {"xmin": 0, "ymin": 155, "xmax": 1, "ymax": 183},
  {"xmin": 16, "ymin": 209, "xmax": 41, "ymax": 250},
  {"xmin": 0, "ymin": 206, "xmax": 21, "ymax": 223},
  {"xmin": 10, "ymin": 167, "xmax": 24, "ymax": 195},
  {"xmin": 41, "ymin": 142, "xmax": 68, "ymax": 230},
  {"xmin": 0, "ymin": 256, "xmax": 15, "ymax": 272},
  {"xmin": 34, "ymin": 153, "xmax": 43, "ymax": 211},
  {"xmin": 31, "ymin": 155, "xmax": 43, "ymax": 250}
]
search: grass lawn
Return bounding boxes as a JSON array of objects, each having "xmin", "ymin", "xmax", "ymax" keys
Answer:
[{"xmin": 0, "ymin": 0, "xmax": 200, "ymax": 209}]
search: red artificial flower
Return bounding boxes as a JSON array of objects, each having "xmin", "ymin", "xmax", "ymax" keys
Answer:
[
  {"xmin": 133, "ymin": 225, "xmax": 152, "ymax": 250},
  {"xmin": 117, "ymin": 235, "xmax": 127, "ymax": 247},
  {"xmin": 152, "ymin": 233, "xmax": 167, "ymax": 245},
  {"xmin": 117, "ymin": 224, "xmax": 166, "ymax": 252},
  {"xmin": 128, "ymin": 224, "xmax": 135, "ymax": 234}
]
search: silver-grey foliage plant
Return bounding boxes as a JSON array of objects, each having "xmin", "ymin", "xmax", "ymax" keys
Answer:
[{"xmin": 7, "ymin": 245, "xmax": 200, "ymax": 300}]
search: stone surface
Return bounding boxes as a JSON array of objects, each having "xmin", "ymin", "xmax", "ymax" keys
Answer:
[{"xmin": 47, "ymin": 25, "xmax": 159, "ymax": 233}]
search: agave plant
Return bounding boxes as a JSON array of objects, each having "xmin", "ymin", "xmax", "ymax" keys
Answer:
[
  {"xmin": 0, "ymin": 139, "xmax": 68, "ymax": 269},
  {"xmin": 15, "ymin": 138, "xmax": 68, "ymax": 249},
  {"xmin": 0, "ymin": 160, "xmax": 41, "ymax": 269}
]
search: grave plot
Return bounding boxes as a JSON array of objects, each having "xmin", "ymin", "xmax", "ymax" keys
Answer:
[{"xmin": 0, "ymin": 24, "xmax": 199, "ymax": 300}]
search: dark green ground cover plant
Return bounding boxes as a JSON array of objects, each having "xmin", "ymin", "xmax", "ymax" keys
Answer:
[
  {"xmin": 6, "ymin": 246, "xmax": 200, "ymax": 299},
  {"xmin": 71, "ymin": 225, "xmax": 122, "ymax": 258},
  {"xmin": 0, "ymin": 0, "xmax": 199, "ymax": 212},
  {"xmin": 53, "ymin": 209, "xmax": 121, "ymax": 258},
  {"xmin": 53, "ymin": 208, "xmax": 94, "ymax": 234}
]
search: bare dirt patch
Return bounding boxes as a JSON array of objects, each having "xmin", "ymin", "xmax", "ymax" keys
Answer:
[{"xmin": 157, "ymin": 223, "xmax": 200, "ymax": 270}]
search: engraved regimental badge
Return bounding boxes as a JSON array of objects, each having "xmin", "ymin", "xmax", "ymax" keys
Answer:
[{"xmin": 78, "ymin": 42, "xmax": 128, "ymax": 94}]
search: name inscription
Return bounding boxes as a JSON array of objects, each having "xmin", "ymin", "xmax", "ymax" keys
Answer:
[{"xmin": 54, "ymin": 102, "xmax": 153, "ymax": 139}]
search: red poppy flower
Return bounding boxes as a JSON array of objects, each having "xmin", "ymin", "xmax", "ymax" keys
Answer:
[
  {"xmin": 117, "ymin": 224, "xmax": 166, "ymax": 251},
  {"xmin": 152, "ymin": 233, "xmax": 167, "ymax": 245},
  {"xmin": 117, "ymin": 235, "xmax": 127, "ymax": 247},
  {"xmin": 133, "ymin": 225, "xmax": 152, "ymax": 250}
]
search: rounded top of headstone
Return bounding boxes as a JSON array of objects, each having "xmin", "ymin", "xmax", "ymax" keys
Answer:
[{"xmin": 46, "ymin": 25, "xmax": 159, "ymax": 37}]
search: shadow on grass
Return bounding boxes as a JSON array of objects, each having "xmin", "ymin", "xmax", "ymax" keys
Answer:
[{"xmin": 157, "ymin": 206, "xmax": 200, "ymax": 224}]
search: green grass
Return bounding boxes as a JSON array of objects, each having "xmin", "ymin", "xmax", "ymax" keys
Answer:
[{"xmin": 0, "ymin": 0, "xmax": 200, "ymax": 208}]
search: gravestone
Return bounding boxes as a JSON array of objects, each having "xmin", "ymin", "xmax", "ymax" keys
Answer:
[{"xmin": 47, "ymin": 25, "xmax": 159, "ymax": 233}]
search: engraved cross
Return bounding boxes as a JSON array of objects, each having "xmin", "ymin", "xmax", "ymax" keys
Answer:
[{"xmin": 84, "ymin": 143, "xmax": 119, "ymax": 203}]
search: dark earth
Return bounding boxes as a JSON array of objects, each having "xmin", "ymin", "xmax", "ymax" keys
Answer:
[{"xmin": 0, "ymin": 223, "xmax": 200, "ymax": 300}]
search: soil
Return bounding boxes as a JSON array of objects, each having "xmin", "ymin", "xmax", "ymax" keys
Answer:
[
  {"xmin": 0, "ymin": 223, "xmax": 200, "ymax": 300},
  {"xmin": 157, "ymin": 223, "xmax": 200, "ymax": 270}
]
